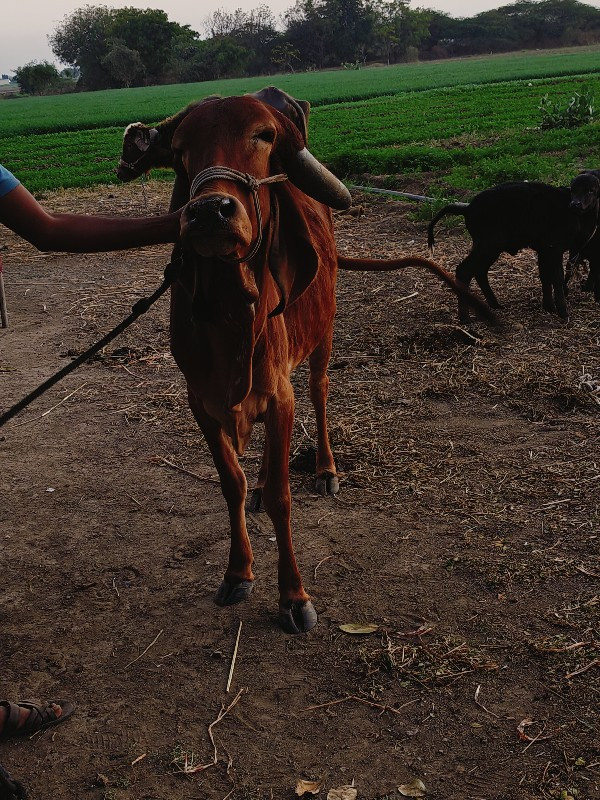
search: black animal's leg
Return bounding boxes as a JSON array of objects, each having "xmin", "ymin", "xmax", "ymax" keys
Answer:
[
  {"xmin": 537, "ymin": 251, "xmax": 556, "ymax": 313},
  {"xmin": 456, "ymin": 245, "xmax": 500, "ymax": 323},
  {"xmin": 474, "ymin": 270, "xmax": 502, "ymax": 309},
  {"xmin": 564, "ymin": 252, "xmax": 580, "ymax": 295},
  {"xmin": 538, "ymin": 250, "xmax": 567, "ymax": 317},
  {"xmin": 552, "ymin": 256, "xmax": 568, "ymax": 319}
]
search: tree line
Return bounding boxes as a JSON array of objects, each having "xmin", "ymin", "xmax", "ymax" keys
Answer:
[{"xmin": 13, "ymin": 0, "xmax": 600, "ymax": 93}]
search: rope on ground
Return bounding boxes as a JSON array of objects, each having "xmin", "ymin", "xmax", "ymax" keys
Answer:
[{"xmin": 0, "ymin": 258, "xmax": 180, "ymax": 429}]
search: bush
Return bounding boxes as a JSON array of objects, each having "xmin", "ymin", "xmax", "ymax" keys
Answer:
[
  {"xmin": 13, "ymin": 61, "xmax": 63, "ymax": 95},
  {"xmin": 539, "ymin": 89, "xmax": 595, "ymax": 130}
]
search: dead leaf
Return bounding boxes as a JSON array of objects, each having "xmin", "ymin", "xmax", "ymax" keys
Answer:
[
  {"xmin": 339, "ymin": 623, "xmax": 379, "ymax": 635},
  {"xmin": 296, "ymin": 780, "xmax": 322, "ymax": 796},
  {"xmin": 327, "ymin": 787, "xmax": 357, "ymax": 800},
  {"xmin": 398, "ymin": 778, "xmax": 427, "ymax": 797}
]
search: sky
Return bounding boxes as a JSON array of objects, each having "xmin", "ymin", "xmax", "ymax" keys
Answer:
[{"xmin": 2, "ymin": 0, "xmax": 600, "ymax": 76}]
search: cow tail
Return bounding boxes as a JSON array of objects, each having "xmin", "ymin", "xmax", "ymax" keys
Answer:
[{"xmin": 337, "ymin": 254, "xmax": 495, "ymax": 321}]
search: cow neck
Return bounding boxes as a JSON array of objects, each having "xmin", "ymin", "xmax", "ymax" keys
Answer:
[{"xmin": 182, "ymin": 228, "xmax": 276, "ymax": 429}]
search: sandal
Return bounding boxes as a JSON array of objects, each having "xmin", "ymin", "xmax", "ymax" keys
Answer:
[{"xmin": 0, "ymin": 699, "xmax": 75, "ymax": 738}]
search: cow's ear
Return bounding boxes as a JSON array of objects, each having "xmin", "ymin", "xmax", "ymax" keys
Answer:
[
  {"xmin": 267, "ymin": 188, "xmax": 321, "ymax": 316},
  {"xmin": 134, "ymin": 126, "xmax": 158, "ymax": 152}
]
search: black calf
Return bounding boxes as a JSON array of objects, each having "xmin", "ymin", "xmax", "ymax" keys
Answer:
[
  {"xmin": 428, "ymin": 174, "xmax": 600, "ymax": 322},
  {"xmin": 565, "ymin": 169, "xmax": 600, "ymax": 304}
]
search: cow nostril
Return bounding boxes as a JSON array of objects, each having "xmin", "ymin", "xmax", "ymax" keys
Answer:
[
  {"xmin": 186, "ymin": 203, "xmax": 199, "ymax": 221},
  {"xmin": 219, "ymin": 198, "xmax": 236, "ymax": 219}
]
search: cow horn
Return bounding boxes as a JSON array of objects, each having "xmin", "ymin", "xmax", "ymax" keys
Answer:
[{"xmin": 286, "ymin": 148, "xmax": 352, "ymax": 210}]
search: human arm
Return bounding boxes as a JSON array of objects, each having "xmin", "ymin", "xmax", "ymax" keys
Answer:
[{"xmin": 0, "ymin": 183, "xmax": 181, "ymax": 253}]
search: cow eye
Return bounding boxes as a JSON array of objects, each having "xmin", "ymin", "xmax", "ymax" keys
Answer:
[{"xmin": 255, "ymin": 128, "xmax": 275, "ymax": 144}]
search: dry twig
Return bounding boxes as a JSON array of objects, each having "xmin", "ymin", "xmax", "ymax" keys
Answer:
[{"xmin": 123, "ymin": 629, "xmax": 164, "ymax": 670}]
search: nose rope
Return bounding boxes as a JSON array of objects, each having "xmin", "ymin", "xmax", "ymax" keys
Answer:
[{"xmin": 188, "ymin": 166, "xmax": 288, "ymax": 263}]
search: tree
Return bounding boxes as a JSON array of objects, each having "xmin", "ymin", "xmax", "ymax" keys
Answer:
[
  {"xmin": 101, "ymin": 40, "xmax": 146, "ymax": 87},
  {"xmin": 372, "ymin": 0, "xmax": 430, "ymax": 63},
  {"xmin": 49, "ymin": 5, "xmax": 199, "ymax": 89},
  {"xmin": 271, "ymin": 42, "xmax": 301, "ymax": 72},
  {"xmin": 172, "ymin": 37, "xmax": 251, "ymax": 82},
  {"xmin": 282, "ymin": 0, "xmax": 329, "ymax": 69},
  {"xmin": 109, "ymin": 8, "xmax": 195, "ymax": 84},
  {"xmin": 211, "ymin": 5, "xmax": 281, "ymax": 74},
  {"xmin": 49, "ymin": 5, "xmax": 114, "ymax": 89},
  {"xmin": 204, "ymin": 8, "xmax": 238, "ymax": 38},
  {"xmin": 320, "ymin": 0, "xmax": 376, "ymax": 65},
  {"xmin": 13, "ymin": 61, "xmax": 62, "ymax": 95}
]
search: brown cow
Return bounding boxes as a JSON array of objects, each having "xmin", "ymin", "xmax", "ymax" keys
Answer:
[{"xmin": 169, "ymin": 94, "xmax": 489, "ymax": 633}]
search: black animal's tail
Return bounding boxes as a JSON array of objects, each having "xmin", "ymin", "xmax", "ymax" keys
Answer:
[{"xmin": 427, "ymin": 202, "xmax": 469, "ymax": 251}]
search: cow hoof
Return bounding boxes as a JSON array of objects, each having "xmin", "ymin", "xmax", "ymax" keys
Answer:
[
  {"xmin": 315, "ymin": 474, "xmax": 339, "ymax": 496},
  {"xmin": 246, "ymin": 488, "xmax": 263, "ymax": 512},
  {"xmin": 214, "ymin": 579, "xmax": 253, "ymax": 606},
  {"xmin": 278, "ymin": 600, "xmax": 318, "ymax": 634}
]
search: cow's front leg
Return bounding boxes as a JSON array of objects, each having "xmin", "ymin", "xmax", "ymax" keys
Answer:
[
  {"xmin": 262, "ymin": 379, "xmax": 317, "ymax": 634},
  {"xmin": 188, "ymin": 391, "xmax": 254, "ymax": 606}
]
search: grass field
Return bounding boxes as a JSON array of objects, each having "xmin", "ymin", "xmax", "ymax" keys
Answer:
[{"xmin": 1, "ymin": 46, "xmax": 599, "ymax": 197}]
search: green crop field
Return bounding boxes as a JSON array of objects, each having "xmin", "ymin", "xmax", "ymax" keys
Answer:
[{"xmin": 1, "ymin": 46, "xmax": 599, "ymax": 198}]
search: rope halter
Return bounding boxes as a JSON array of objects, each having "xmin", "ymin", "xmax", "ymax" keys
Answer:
[
  {"xmin": 188, "ymin": 166, "xmax": 288, "ymax": 263},
  {"xmin": 568, "ymin": 223, "xmax": 597, "ymax": 266}
]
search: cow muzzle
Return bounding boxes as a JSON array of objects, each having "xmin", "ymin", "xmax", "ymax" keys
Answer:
[
  {"xmin": 183, "ymin": 193, "xmax": 252, "ymax": 259},
  {"xmin": 183, "ymin": 166, "xmax": 288, "ymax": 262}
]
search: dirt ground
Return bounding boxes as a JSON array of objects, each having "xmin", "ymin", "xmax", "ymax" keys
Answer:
[{"xmin": 1, "ymin": 182, "xmax": 598, "ymax": 800}]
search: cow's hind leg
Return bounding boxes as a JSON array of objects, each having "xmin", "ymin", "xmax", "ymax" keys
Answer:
[
  {"xmin": 247, "ymin": 441, "xmax": 268, "ymax": 512},
  {"xmin": 263, "ymin": 378, "xmax": 317, "ymax": 634},
  {"xmin": 309, "ymin": 330, "xmax": 339, "ymax": 496},
  {"xmin": 188, "ymin": 391, "xmax": 255, "ymax": 606}
]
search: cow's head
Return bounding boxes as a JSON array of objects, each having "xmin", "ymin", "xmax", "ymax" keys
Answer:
[
  {"xmin": 173, "ymin": 95, "xmax": 350, "ymax": 266},
  {"xmin": 116, "ymin": 122, "xmax": 162, "ymax": 181},
  {"xmin": 570, "ymin": 171, "xmax": 600, "ymax": 213}
]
